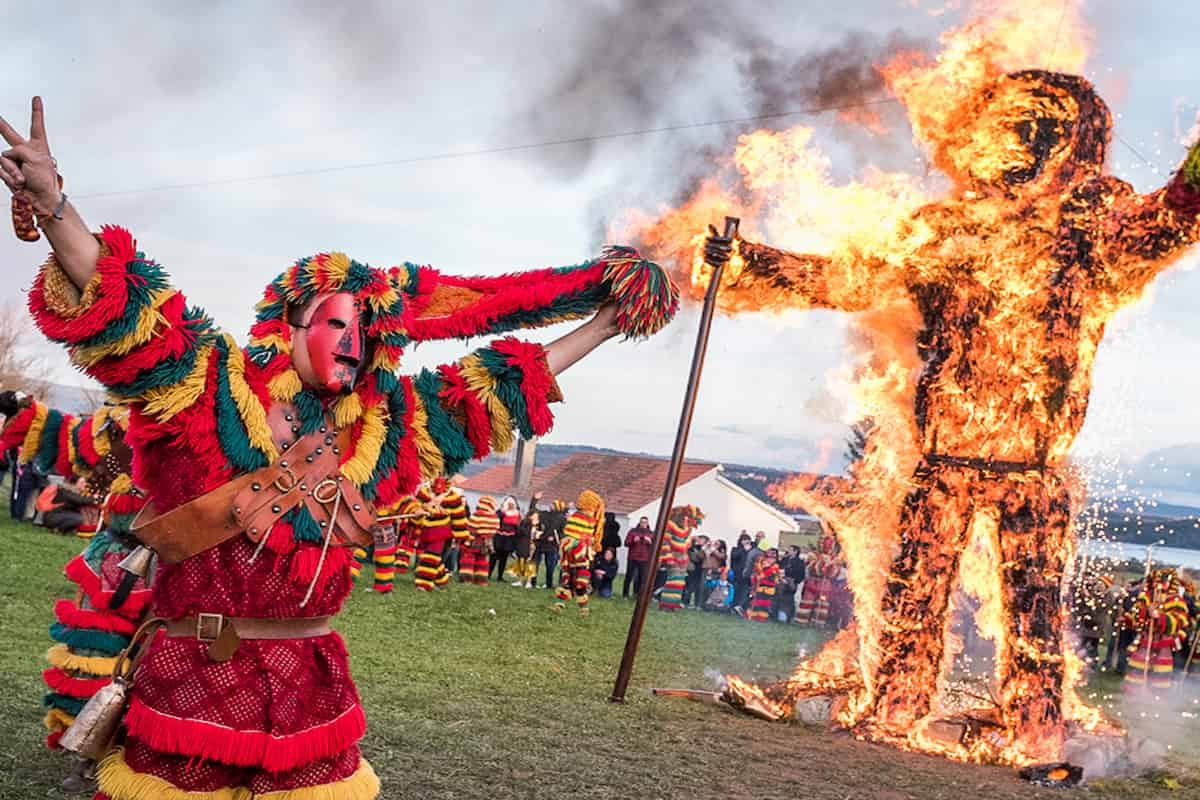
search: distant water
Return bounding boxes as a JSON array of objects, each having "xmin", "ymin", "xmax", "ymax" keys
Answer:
[{"xmin": 1080, "ymin": 540, "xmax": 1200, "ymax": 571}]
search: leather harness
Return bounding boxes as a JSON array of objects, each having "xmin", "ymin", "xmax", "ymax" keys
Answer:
[{"xmin": 129, "ymin": 403, "xmax": 379, "ymax": 660}]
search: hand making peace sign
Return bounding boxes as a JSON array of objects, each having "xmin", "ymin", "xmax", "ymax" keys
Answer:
[{"xmin": 0, "ymin": 96, "xmax": 60, "ymax": 214}]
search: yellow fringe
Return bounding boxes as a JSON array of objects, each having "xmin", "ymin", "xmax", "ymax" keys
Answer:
[
  {"xmin": 66, "ymin": 417, "xmax": 81, "ymax": 474},
  {"xmin": 268, "ymin": 369, "xmax": 303, "ymax": 404},
  {"xmin": 72, "ymin": 288, "xmax": 177, "ymax": 366},
  {"xmin": 44, "ymin": 707, "xmax": 75, "ymax": 733},
  {"xmin": 46, "ymin": 643, "xmax": 119, "ymax": 676},
  {"xmin": 108, "ymin": 473, "xmax": 134, "ymax": 495},
  {"xmin": 92, "ymin": 405, "xmax": 113, "ymax": 458},
  {"xmin": 332, "ymin": 393, "xmax": 364, "ymax": 430},
  {"xmin": 223, "ymin": 335, "xmax": 278, "ymax": 461},
  {"xmin": 255, "ymin": 332, "xmax": 291, "ymax": 353},
  {"xmin": 458, "ymin": 355, "xmax": 513, "ymax": 453},
  {"xmin": 98, "ymin": 748, "xmax": 249, "ymax": 799},
  {"xmin": 319, "ymin": 253, "xmax": 351, "ymax": 288},
  {"xmin": 408, "ymin": 394, "xmax": 444, "ymax": 480},
  {"xmin": 20, "ymin": 402, "xmax": 48, "ymax": 464},
  {"xmin": 258, "ymin": 759, "xmax": 379, "ymax": 800},
  {"xmin": 340, "ymin": 403, "xmax": 386, "ymax": 485},
  {"xmin": 366, "ymin": 285, "xmax": 399, "ymax": 315},
  {"xmin": 141, "ymin": 345, "xmax": 212, "ymax": 422}
]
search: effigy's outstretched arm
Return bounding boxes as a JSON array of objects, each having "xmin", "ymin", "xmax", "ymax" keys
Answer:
[
  {"xmin": 699, "ymin": 228, "xmax": 893, "ymax": 313},
  {"xmin": 1098, "ymin": 140, "xmax": 1200, "ymax": 297}
]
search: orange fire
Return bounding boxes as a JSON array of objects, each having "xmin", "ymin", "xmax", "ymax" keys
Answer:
[{"xmin": 624, "ymin": 0, "xmax": 1197, "ymax": 766}]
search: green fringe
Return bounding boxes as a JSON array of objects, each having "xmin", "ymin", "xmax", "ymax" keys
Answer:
[
  {"xmin": 35, "ymin": 409, "xmax": 64, "ymax": 472},
  {"xmin": 43, "ymin": 693, "xmax": 87, "ymax": 716},
  {"xmin": 476, "ymin": 346, "xmax": 534, "ymax": 439},
  {"xmin": 48, "ymin": 623, "xmax": 127, "ymax": 655},
  {"xmin": 414, "ymin": 370, "xmax": 474, "ymax": 477},
  {"xmin": 212, "ymin": 338, "xmax": 269, "ymax": 474},
  {"xmin": 1184, "ymin": 141, "xmax": 1200, "ymax": 190},
  {"xmin": 73, "ymin": 257, "xmax": 173, "ymax": 350}
]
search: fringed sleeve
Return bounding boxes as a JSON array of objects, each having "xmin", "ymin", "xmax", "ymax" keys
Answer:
[
  {"xmin": 28, "ymin": 226, "xmax": 221, "ymax": 408},
  {"xmin": 399, "ymin": 246, "xmax": 678, "ymax": 342},
  {"xmin": 364, "ymin": 337, "xmax": 561, "ymax": 507}
]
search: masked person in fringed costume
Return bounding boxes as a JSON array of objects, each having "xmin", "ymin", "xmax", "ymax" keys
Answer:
[
  {"xmin": 0, "ymin": 96, "xmax": 679, "ymax": 800},
  {"xmin": 657, "ymin": 505, "xmax": 703, "ymax": 611},
  {"xmin": 555, "ymin": 490, "xmax": 604, "ymax": 616},
  {"xmin": 0, "ymin": 394, "xmax": 152, "ymax": 792},
  {"xmin": 794, "ymin": 533, "xmax": 840, "ymax": 627},
  {"xmin": 349, "ymin": 496, "xmax": 420, "ymax": 594},
  {"xmin": 461, "ymin": 495, "xmax": 499, "ymax": 585},
  {"xmin": 391, "ymin": 495, "xmax": 421, "ymax": 577},
  {"xmin": 1122, "ymin": 568, "xmax": 1191, "ymax": 694},
  {"xmin": 412, "ymin": 476, "xmax": 468, "ymax": 591},
  {"xmin": 748, "ymin": 547, "xmax": 782, "ymax": 623}
]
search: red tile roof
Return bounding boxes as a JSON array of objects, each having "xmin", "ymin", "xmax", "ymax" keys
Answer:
[{"xmin": 460, "ymin": 452, "xmax": 718, "ymax": 514}]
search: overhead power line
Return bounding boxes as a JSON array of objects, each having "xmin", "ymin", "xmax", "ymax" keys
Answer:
[{"xmin": 73, "ymin": 98, "xmax": 900, "ymax": 200}]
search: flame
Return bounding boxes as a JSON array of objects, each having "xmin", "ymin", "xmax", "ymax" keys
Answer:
[{"xmin": 620, "ymin": 0, "xmax": 1196, "ymax": 767}]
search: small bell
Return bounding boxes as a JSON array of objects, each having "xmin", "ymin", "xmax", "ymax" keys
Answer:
[{"xmin": 117, "ymin": 545, "xmax": 155, "ymax": 579}]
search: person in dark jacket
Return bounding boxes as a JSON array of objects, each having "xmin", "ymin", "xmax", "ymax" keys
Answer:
[
  {"xmin": 41, "ymin": 478, "xmax": 98, "ymax": 533},
  {"xmin": 511, "ymin": 508, "xmax": 542, "ymax": 588},
  {"xmin": 683, "ymin": 534, "xmax": 708, "ymax": 608},
  {"xmin": 601, "ymin": 511, "xmax": 622, "ymax": 552},
  {"xmin": 490, "ymin": 495, "xmax": 522, "ymax": 580},
  {"xmin": 592, "ymin": 547, "xmax": 620, "ymax": 598},
  {"xmin": 777, "ymin": 545, "xmax": 807, "ymax": 622},
  {"xmin": 535, "ymin": 500, "xmax": 566, "ymax": 588},
  {"xmin": 623, "ymin": 516, "xmax": 655, "ymax": 598},
  {"xmin": 729, "ymin": 532, "xmax": 754, "ymax": 613}
]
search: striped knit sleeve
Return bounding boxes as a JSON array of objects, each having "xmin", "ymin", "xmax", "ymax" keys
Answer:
[
  {"xmin": 28, "ymin": 226, "xmax": 220, "ymax": 408},
  {"xmin": 401, "ymin": 336, "xmax": 561, "ymax": 484}
]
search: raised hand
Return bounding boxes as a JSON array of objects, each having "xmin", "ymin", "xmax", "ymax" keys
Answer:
[
  {"xmin": 0, "ymin": 97, "xmax": 60, "ymax": 213},
  {"xmin": 703, "ymin": 223, "xmax": 734, "ymax": 268}
]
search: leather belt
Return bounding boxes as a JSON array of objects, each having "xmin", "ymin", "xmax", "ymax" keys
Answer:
[{"xmin": 164, "ymin": 614, "xmax": 332, "ymax": 662}]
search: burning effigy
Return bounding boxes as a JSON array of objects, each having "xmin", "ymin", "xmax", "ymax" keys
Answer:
[{"xmin": 629, "ymin": 0, "xmax": 1200, "ymax": 770}]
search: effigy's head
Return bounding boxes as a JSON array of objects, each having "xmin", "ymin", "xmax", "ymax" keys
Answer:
[
  {"xmin": 248, "ymin": 253, "xmax": 409, "ymax": 399},
  {"xmin": 669, "ymin": 504, "xmax": 705, "ymax": 531},
  {"xmin": 933, "ymin": 70, "xmax": 1111, "ymax": 192}
]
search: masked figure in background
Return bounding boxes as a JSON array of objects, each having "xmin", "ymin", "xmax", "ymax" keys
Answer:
[
  {"xmin": 748, "ymin": 547, "xmax": 782, "ymax": 623},
  {"xmin": 1123, "ymin": 568, "xmax": 1191, "ymax": 693},
  {"xmin": 657, "ymin": 505, "xmax": 701, "ymax": 611},
  {"xmin": 555, "ymin": 490, "xmax": 604, "ymax": 616},
  {"xmin": 2, "ymin": 395, "xmax": 151, "ymax": 791},
  {"xmin": 2, "ymin": 94, "xmax": 679, "ymax": 800},
  {"xmin": 351, "ymin": 496, "xmax": 421, "ymax": 593},
  {"xmin": 461, "ymin": 495, "xmax": 499, "ymax": 585},
  {"xmin": 413, "ymin": 477, "xmax": 468, "ymax": 592},
  {"xmin": 794, "ymin": 533, "xmax": 840, "ymax": 627},
  {"xmin": 391, "ymin": 495, "xmax": 421, "ymax": 578}
]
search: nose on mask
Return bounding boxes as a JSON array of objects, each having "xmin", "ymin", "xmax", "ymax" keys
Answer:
[{"xmin": 302, "ymin": 293, "xmax": 364, "ymax": 394}]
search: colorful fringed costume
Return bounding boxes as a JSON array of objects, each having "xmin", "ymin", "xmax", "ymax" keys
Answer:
[
  {"xmin": 27, "ymin": 225, "xmax": 676, "ymax": 799},
  {"xmin": 462, "ymin": 495, "xmax": 498, "ymax": 584},
  {"xmin": 555, "ymin": 491, "xmax": 603, "ymax": 616},
  {"xmin": 351, "ymin": 497, "xmax": 421, "ymax": 593},
  {"xmin": 394, "ymin": 498, "xmax": 420, "ymax": 576},
  {"xmin": 795, "ymin": 535, "xmax": 841, "ymax": 627},
  {"xmin": 412, "ymin": 478, "xmax": 468, "ymax": 591},
  {"xmin": 657, "ymin": 507, "xmax": 704, "ymax": 611},
  {"xmin": 1123, "ymin": 569, "xmax": 1191, "ymax": 693},
  {"xmin": 748, "ymin": 551, "xmax": 781, "ymax": 623}
]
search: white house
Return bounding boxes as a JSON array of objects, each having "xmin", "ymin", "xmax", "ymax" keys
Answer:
[{"xmin": 458, "ymin": 448, "xmax": 799, "ymax": 571}]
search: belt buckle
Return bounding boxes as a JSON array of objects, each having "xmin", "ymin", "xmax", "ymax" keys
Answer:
[
  {"xmin": 196, "ymin": 613, "xmax": 224, "ymax": 642},
  {"xmin": 274, "ymin": 465, "xmax": 298, "ymax": 493}
]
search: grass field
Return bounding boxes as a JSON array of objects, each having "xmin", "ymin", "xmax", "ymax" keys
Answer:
[{"xmin": 1, "ymin": 518, "xmax": 1197, "ymax": 800}]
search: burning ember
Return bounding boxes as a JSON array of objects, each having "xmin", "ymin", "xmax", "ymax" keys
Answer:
[{"xmin": 626, "ymin": 0, "xmax": 1199, "ymax": 768}]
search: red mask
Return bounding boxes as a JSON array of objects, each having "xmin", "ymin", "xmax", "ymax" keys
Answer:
[{"xmin": 297, "ymin": 293, "xmax": 364, "ymax": 395}]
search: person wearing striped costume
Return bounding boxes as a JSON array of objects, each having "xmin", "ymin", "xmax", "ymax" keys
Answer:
[
  {"xmin": 1, "ymin": 394, "xmax": 151, "ymax": 791},
  {"xmin": 1123, "ymin": 568, "xmax": 1191, "ymax": 693},
  {"xmin": 462, "ymin": 495, "xmax": 498, "ymax": 584},
  {"xmin": 748, "ymin": 548, "xmax": 781, "ymax": 623},
  {"xmin": 413, "ymin": 477, "xmax": 468, "ymax": 591},
  {"xmin": 554, "ymin": 490, "xmax": 604, "ymax": 616},
  {"xmin": 3, "ymin": 94, "xmax": 680, "ymax": 800},
  {"xmin": 657, "ymin": 505, "xmax": 704, "ymax": 611},
  {"xmin": 350, "ymin": 496, "xmax": 421, "ymax": 592},
  {"xmin": 393, "ymin": 496, "xmax": 421, "ymax": 576}
]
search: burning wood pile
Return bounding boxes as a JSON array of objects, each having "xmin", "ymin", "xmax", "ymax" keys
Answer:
[{"xmin": 633, "ymin": 0, "xmax": 1200, "ymax": 772}]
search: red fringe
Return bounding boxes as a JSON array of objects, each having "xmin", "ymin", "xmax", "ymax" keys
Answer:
[
  {"xmin": 55, "ymin": 598, "xmax": 139, "ymax": 635},
  {"xmin": 106, "ymin": 492, "xmax": 145, "ymax": 515},
  {"xmin": 46, "ymin": 731, "xmax": 64, "ymax": 750},
  {"xmin": 266, "ymin": 518, "xmax": 297, "ymax": 555},
  {"xmin": 28, "ymin": 227, "xmax": 136, "ymax": 344},
  {"xmin": 85, "ymin": 293, "xmax": 191, "ymax": 385},
  {"xmin": 0, "ymin": 404, "xmax": 36, "ymax": 451},
  {"xmin": 63, "ymin": 556, "xmax": 151, "ymax": 615},
  {"xmin": 288, "ymin": 545, "xmax": 351, "ymax": 592},
  {"xmin": 123, "ymin": 696, "xmax": 367, "ymax": 772},
  {"xmin": 493, "ymin": 338, "xmax": 555, "ymax": 435},
  {"xmin": 437, "ymin": 364, "xmax": 491, "ymax": 458},
  {"xmin": 43, "ymin": 667, "xmax": 112, "ymax": 698},
  {"xmin": 55, "ymin": 414, "xmax": 76, "ymax": 476},
  {"xmin": 76, "ymin": 416, "xmax": 100, "ymax": 467}
]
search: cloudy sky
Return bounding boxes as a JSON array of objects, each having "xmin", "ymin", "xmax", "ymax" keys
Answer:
[{"xmin": 1, "ymin": 0, "xmax": 1197, "ymax": 476}]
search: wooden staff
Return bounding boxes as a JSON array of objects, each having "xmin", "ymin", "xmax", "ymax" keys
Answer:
[{"xmin": 610, "ymin": 216, "xmax": 739, "ymax": 703}]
